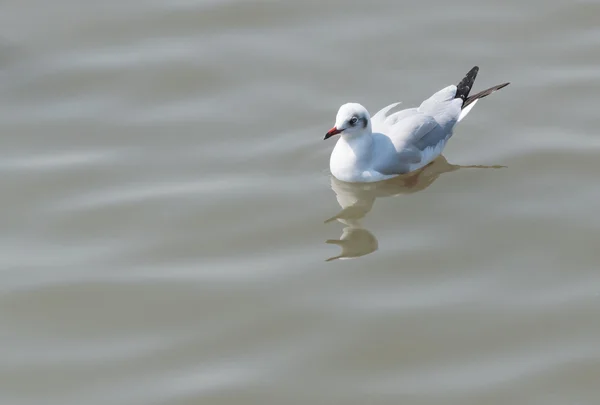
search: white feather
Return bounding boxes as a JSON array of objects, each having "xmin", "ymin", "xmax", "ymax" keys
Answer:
[
  {"xmin": 406, "ymin": 139, "xmax": 447, "ymax": 173},
  {"xmin": 457, "ymin": 99, "xmax": 478, "ymax": 122}
]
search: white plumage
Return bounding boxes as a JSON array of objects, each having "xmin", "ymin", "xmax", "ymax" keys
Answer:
[{"xmin": 324, "ymin": 67, "xmax": 509, "ymax": 183}]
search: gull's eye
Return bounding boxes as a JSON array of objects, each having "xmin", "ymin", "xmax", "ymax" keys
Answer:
[{"xmin": 349, "ymin": 116, "xmax": 359, "ymax": 126}]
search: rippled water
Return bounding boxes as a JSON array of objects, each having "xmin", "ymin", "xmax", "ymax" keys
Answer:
[{"xmin": 1, "ymin": 1, "xmax": 600, "ymax": 404}]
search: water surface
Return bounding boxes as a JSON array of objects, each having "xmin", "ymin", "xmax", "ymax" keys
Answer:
[{"xmin": 1, "ymin": 1, "xmax": 600, "ymax": 404}]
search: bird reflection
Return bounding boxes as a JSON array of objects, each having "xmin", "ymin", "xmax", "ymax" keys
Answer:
[{"xmin": 324, "ymin": 155, "xmax": 504, "ymax": 261}]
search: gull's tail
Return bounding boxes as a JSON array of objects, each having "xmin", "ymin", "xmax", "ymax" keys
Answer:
[{"xmin": 455, "ymin": 66, "xmax": 510, "ymax": 122}]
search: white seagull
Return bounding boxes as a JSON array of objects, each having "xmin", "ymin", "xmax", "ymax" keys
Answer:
[{"xmin": 324, "ymin": 66, "xmax": 509, "ymax": 183}]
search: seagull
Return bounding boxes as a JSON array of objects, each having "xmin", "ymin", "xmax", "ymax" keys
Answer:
[{"xmin": 324, "ymin": 66, "xmax": 509, "ymax": 183}]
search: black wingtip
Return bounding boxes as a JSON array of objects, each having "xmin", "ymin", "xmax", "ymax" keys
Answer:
[
  {"xmin": 463, "ymin": 81, "xmax": 510, "ymax": 108},
  {"xmin": 455, "ymin": 66, "xmax": 479, "ymax": 102}
]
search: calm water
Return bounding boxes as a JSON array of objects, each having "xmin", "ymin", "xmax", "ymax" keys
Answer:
[{"xmin": 1, "ymin": 1, "xmax": 600, "ymax": 404}]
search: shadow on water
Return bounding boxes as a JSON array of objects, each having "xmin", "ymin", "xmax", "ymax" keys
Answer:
[{"xmin": 324, "ymin": 155, "xmax": 505, "ymax": 261}]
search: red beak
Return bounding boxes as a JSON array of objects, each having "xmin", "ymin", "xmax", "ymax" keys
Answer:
[{"xmin": 324, "ymin": 126, "xmax": 341, "ymax": 140}]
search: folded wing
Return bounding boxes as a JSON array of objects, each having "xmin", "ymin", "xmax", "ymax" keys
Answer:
[{"xmin": 370, "ymin": 85, "xmax": 463, "ymax": 175}]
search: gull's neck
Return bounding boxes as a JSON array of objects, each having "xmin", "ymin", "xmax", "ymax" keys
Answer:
[{"xmin": 339, "ymin": 130, "xmax": 373, "ymax": 157}]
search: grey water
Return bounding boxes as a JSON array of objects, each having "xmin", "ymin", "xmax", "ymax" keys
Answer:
[{"xmin": 1, "ymin": 0, "xmax": 599, "ymax": 404}]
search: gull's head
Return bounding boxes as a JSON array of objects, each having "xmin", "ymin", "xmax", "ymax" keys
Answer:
[{"xmin": 325, "ymin": 103, "xmax": 371, "ymax": 140}]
